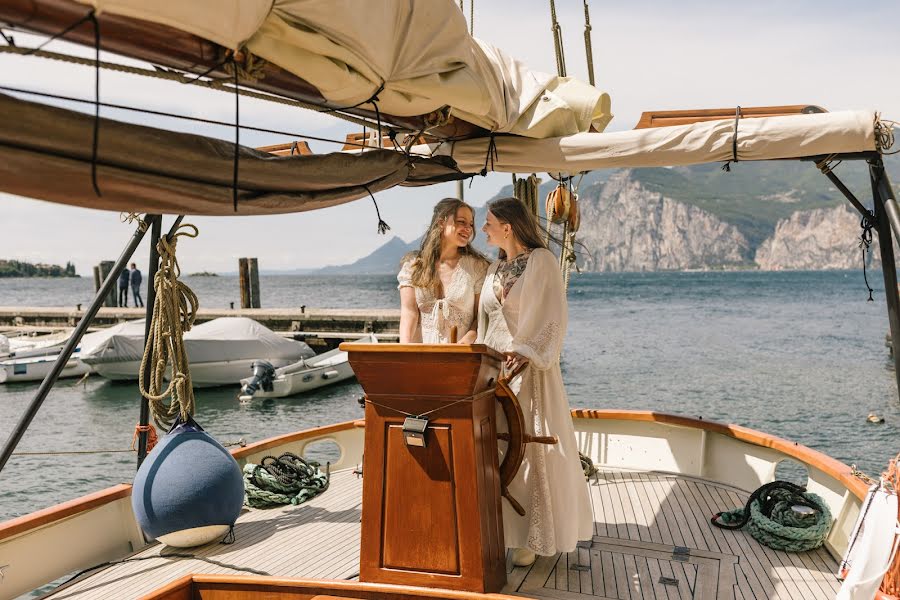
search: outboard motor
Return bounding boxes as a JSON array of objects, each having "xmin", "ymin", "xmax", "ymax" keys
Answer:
[{"xmin": 240, "ymin": 360, "xmax": 275, "ymax": 401}]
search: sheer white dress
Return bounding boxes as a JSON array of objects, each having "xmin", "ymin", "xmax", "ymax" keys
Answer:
[
  {"xmin": 398, "ymin": 254, "xmax": 488, "ymax": 344},
  {"xmin": 476, "ymin": 247, "xmax": 593, "ymax": 555}
]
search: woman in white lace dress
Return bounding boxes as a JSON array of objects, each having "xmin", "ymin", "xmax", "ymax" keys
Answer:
[
  {"xmin": 477, "ymin": 197, "xmax": 593, "ymax": 567},
  {"xmin": 398, "ymin": 198, "xmax": 489, "ymax": 344}
]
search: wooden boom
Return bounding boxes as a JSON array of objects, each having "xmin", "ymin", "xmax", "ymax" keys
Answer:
[{"xmin": 634, "ymin": 104, "xmax": 827, "ymax": 129}]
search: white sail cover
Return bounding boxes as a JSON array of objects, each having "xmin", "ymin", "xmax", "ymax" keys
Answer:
[
  {"xmin": 75, "ymin": 0, "xmax": 612, "ymax": 138},
  {"xmin": 182, "ymin": 317, "xmax": 313, "ymax": 363},
  {"xmin": 414, "ymin": 110, "xmax": 880, "ymax": 174}
]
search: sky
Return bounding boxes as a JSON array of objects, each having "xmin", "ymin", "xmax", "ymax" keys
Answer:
[{"xmin": 2, "ymin": 0, "xmax": 899, "ymax": 276}]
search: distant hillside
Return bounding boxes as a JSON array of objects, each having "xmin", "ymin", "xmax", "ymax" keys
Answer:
[{"xmin": 0, "ymin": 259, "xmax": 77, "ymax": 278}]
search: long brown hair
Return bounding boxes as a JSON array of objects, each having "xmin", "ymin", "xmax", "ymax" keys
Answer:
[
  {"xmin": 402, "ymin": 198, "xmax": 488, "ymax": 296},
  {"xmin": 486, "ymin": 197, "xmax": 548, "ymax": 260}
]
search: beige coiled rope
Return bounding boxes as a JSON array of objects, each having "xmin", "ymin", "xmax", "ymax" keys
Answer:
[{"xmin": 139, "ymin": 223, "xmax": 200, "ymax": 429}]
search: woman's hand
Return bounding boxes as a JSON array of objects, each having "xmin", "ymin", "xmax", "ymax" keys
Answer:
[{"xmin": 504, "ymin": 351, "xmax": 529, "ymax": 373}]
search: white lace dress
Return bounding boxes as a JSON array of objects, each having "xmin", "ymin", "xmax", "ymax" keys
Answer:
[
  {"xmin": 476, "ymin": 247, "xmax": 593, "ymax": 555},
  {"xmin": 397, "ymin": 254, "xmax": 488, "ymax": 344}
]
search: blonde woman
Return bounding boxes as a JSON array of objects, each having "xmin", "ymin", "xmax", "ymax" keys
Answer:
[
  {"xmin": 398, "ymin": 198, "xmax": 489, "ymax": 344},
  {"xmin": 477, "ymin": 197, "xmax": 592, "ymax": 567}
]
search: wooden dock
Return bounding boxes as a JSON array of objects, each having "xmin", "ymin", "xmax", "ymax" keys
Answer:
[{"xmin": 0, "ymin": 307, "xmax": 400, "ymax": 351}]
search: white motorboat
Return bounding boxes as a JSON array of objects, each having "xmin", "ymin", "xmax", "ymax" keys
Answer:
[
  {"xmin": 238, "ymin": 333, "xmax": 378, "ymax": 402},
  {"xmin": 0, "ymin": 352, "xmax": 90, "ymax": 383},
  {"xmin": 81, "ymin": 317, "xmax": 314, "ymax": 387},
  {"xmin": 0, "ymin": 322, "xmax": 145, "ymax": 383}
]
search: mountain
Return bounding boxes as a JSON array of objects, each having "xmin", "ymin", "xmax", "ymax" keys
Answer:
[
  {"xmin": 321, "ymin": 236, "xmax": 418, "ymax": 274},
  {"xmin": 318, "ymin": 157, "xmax": 900, "ymax": 273}
]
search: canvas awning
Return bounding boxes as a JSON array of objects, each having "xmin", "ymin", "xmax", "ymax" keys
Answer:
[
  {"xmin": 74, "ymin": 0, "xmax": 612, "ymax": 138},
  {"xmin": 412, "ymin": 110, "xmax": 880, "ymax": 174},
  {"xmin": 0, "ymin": 92, "xmax": 463, "ymax": 215}
]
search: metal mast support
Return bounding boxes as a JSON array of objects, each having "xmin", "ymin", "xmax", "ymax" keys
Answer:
[
  {"xmin": 0, "ymin": 215, "xmax": 158, "ymax": 475},
  {"xmin": 870, "ymin": 158, "xmax": 900, "ymax": 396},
  {"xmin": 136, "ymin": 215, "xmax": 162, "ymax": 467}
]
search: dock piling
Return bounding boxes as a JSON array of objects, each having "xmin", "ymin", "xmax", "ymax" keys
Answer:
[{"xmin": 239, "ymin": 258, "xmax": 261, "ymax": 309}]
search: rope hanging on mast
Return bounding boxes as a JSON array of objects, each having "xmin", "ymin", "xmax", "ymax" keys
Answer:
[
  {"xmin": 583, "ymin": 0, "xmax": 596, "ymax": 86},
  {"xmin": 139, "ymin": 223, "xmax": 200, "ymax": 429}
]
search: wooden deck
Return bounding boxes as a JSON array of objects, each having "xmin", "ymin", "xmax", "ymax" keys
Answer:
[{"xmin": 42, "ymin": 469, "xmax": 842, "ymax": 600}]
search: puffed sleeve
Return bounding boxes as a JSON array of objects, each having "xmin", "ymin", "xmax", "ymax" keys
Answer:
[
  {"xmin": 509, "ymin": 248, "xmax": 567, "ymax": 371},
  {"xmin": 397, "ymin": 259, "xmax": 414, "ymax": 289}
]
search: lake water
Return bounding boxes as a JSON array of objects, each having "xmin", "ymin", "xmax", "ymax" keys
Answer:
[{"xmin": 1, "ymin": 271, "xmax": 898, "ymax": 526}]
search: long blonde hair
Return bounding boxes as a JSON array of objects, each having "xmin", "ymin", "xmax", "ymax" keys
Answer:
[
  {"xmin": 403, "ymin": 198, "xmax": 487, "ymax": 296},
  {"xmin": 486, "ymin": 197, "xmax": 548, "ymax": 260}
]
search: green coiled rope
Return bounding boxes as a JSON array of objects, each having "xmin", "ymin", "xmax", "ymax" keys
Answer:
[
  {"xmin": 711, "ymin": 480, "xmax": 833, "ymax": 552},
  {"xmin": 242, "ymin": 452, "xmax": 330, "ymax": 509}
]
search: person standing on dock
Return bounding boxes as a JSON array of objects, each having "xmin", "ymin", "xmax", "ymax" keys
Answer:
[
  {"xmin": 130, "ymin": 263, "xmax": 143, "ymax": 308},
  {"xmin": 398, "ymin": 198, "xmax": 488, "ymax": 344},
  {"xmin": 477, "ymin": 197, "xmax": 592, "ymax": 567},
  {"xmin": 117, "ymin": 268, "xmax": 130, "ymax": 307}
]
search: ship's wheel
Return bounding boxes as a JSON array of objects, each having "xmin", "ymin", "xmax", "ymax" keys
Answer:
[{"xmin": 493, "ymin": 364, "xmax": 558, "ymax": 515}]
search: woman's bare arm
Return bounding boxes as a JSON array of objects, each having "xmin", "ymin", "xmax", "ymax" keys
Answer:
[
  {"xmin": 458, "ymin": 292, "xmax": 480, "ymax": 344},
  {"xmin": 399, "ymin": 286, "xmax": 419, "ymax": 343}
]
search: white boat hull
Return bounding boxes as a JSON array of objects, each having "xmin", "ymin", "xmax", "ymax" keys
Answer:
[
  {"xmin": 239, "ymin": 334, "xmax": 377, "ymax": 400},
  {"xmin": 0, "ymin": 355, "xmax": 90, "ymax": 383},
  {"xmin": 92, "ymin": 358, "xmax": 300, "ymax": 387}
]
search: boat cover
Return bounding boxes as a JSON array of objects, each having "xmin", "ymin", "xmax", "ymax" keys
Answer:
[
  {"xmin": 414, "ymin": 110, "xmax": 880, "ymax": 174},
  {"xmin": 80, "ymin": 317, "xmax": 313, "ymax": 364},
  {"xmin": 0, "ymin": 93, "xmax": 462, "ymax": 215},
  {"xmin": 73, "ymin": 0, "xmax": 612, "ymax": 138},
  {"xmin": 78, "ymin": 319, "xmax": 147, "ymax": 364},
  {"xmin": 181, "ymin": 317, "xmax": 313, "ymax": 363}
]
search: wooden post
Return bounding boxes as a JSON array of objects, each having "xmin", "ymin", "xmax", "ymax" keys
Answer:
[
  {"xmin": 238, "ymin": 258, "xmax": 250, "ymax": 309},
  {"xmin": 97, "ymin": 261, "xmax": 117, "ymax": 307},
  {"xmin": 248, "ymin": 258, "xmax": 261, "ymax": 308}
]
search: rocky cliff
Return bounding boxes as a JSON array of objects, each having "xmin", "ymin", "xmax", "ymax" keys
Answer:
[
  {"xmin": 754, "ymin": 204, "xmax": 874, "ymax": 270},
  {"xmin": 577, "ymin": 171, "xmax": 750, "ymax": 271}
]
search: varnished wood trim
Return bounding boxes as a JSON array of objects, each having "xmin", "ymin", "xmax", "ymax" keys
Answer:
[
  {"xmin": 162, "ymin": 574, "xmax": 526, "ymax": 599},
  {"xmin": 634, "ymin": 105, "xmax": 827, "ymax": 129},
  {"xmin": 138, "ymin": 574, "xmax": 193, "ymax": 600},
  {"xmin": 571, "ymin": 409, "xmax": 869, "ymax": 500},
  {"xmin": 341, "ymin": 343, "xmax": 504, "ymax": 361},
  {"xmin": 230, "ymin": 420, "xmax": 364, "ymax": 460},
  {"xmin": 0, "ymin": 483, "xmax": 132, "ymax": 542}
]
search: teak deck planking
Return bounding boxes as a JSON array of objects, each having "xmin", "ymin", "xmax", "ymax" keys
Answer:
[{"xmin": 41, "ymin": 467, "xmax": 842, "ymax": 600}]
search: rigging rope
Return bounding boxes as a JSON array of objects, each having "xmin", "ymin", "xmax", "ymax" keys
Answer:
[
  {"xmin": 549, "ymin": 0, "xmax": 567, "ymax": 77},
  {"xmin": 138, "ymin": 223, "xmax": 200, "ymax": 429},
  {"xmin": 583, "ymin": 0, "xmax": 595, "ymax": 86},
  {"xmin": 711, "ymin": 480, "xmax": 832, "ymax": 552},
  {"xmin": 0, "ymin": 45, "xmax": 398, "ymax": 133}
]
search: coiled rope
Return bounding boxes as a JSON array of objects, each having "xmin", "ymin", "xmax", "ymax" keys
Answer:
[
  {"xmin": 711, "ymin": 480, "xmax": 833, "ymax": 552},
  {"xmin": 243, "ymin": 452, "xmax": 330, "ymax": 508},
  {"xmin": 139, "ymin": 223, "xmax": 200, "ymax": 429}
]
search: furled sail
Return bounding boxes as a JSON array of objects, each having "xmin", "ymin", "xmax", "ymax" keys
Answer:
[
  {"xmin": 0, "ymin": 93, "xmax": 462, "ymax": 215},
  {"xmin": 73, "ymin": 0, "xmax": 612, "ymax": 138},
  {"xmin": 413, "ymin": 110, "xmax": 879, "ymax": 174}
]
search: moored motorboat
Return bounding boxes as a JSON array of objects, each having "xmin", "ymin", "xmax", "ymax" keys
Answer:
[
  {"xmin": 0, "ymin": 352, "xmax": 90, "ymax": 383},
  {"xmin": 80, "ymin": 317, "xmax": 315, "ymax": 386},
  {"xmin": 238, "ymin": 333, "xmax": 378, "ymax": 402}
]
